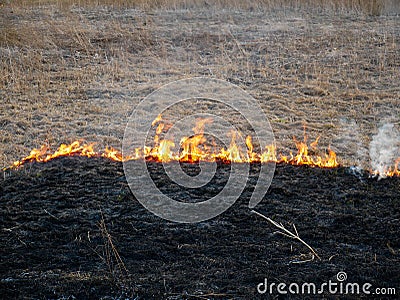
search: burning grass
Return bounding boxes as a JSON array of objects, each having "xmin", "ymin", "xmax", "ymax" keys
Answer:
[{"xmin": 6, "ymin": 115, "xmax": 399, "ymax": 177}]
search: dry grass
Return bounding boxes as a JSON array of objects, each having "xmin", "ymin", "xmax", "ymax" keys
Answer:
[
  {"xmin": 1, "ymin": 0, "xmax": 392, "ymax": 15},
  {"xmin": 0, "ymin": 0, "xmax": 399, "ymax": 168},
  {"xmin": 252, "ymin": 210, "xmax": 320, "ymax": 260},
  {"xmin": 97, "ymin": 213, "xmax": 129, "ymax": 281}
]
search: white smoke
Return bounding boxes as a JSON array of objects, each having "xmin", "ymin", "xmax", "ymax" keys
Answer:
[
  {"xmin": 369, "ymin": 123, "xmax": 400, "ymax": 178},
  {"xmin": 335, "ymin": 118, "xmax": 368, "ymax": 168}
]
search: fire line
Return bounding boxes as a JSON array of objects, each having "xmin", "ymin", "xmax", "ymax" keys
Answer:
[{"xmin": 5, "ymin": 116, "xmax": 400, "ymax": 178}]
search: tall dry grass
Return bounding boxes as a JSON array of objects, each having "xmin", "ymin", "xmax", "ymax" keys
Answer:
[
  {"xmin": 1, "ymin": 0, "xmax": 393, "ymax": 15},
  {"xmin": 0, "ymin": 3, "xmax": 154, "ymax": 165}
]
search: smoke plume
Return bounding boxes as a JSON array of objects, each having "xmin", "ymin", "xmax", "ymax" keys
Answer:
[
  {"xmin": 369, "ymin": 123, "xmax": 400, "ymax": 178},
  {"xmin": 335, "ymin": 119, "xmax": 368, "ymax": 168}
]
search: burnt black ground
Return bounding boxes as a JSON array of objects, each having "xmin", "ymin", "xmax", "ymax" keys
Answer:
[{"xmin": 0, "ymin": 157, "xmax": 399, "ymax": 299}]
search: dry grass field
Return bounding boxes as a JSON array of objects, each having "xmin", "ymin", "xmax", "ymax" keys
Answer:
[
  {"xmin": 1, "ymin": 1, "xmax": 400, "ymax": 299},
  {"xmin": 1, "ymin": 0, "xmax": 399, "ymax": 169}
]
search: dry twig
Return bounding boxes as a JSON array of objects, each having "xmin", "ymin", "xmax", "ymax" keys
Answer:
[{"xmin": 251, "ymin": 210, "xmax": 321, "ymax": 260}]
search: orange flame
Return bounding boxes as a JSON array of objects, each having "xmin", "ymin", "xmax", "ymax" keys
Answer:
[
  {"xmin": 371, "ymin": 158, "xmax": 400, "ymax": 178},
  {"xmin": 6, "ymin": 115, "xmax": 399, "ymax": 177},
  {"xmin": 11, "ymin": 141, "xmax": 97, "ymax": 168}
]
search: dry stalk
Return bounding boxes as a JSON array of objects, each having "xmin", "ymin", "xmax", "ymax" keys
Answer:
[
  {"xmin": 97, "ymin": 212, "xmax": 129, "ymax": 280},
  {"xmin": 251, "ymin": 209, "xmax": 321, "ymax": 260}
]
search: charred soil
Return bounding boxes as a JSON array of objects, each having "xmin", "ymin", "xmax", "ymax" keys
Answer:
[{"xmin": 1, "ymin": 157, "xmax": 399, "ymax": 299}]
